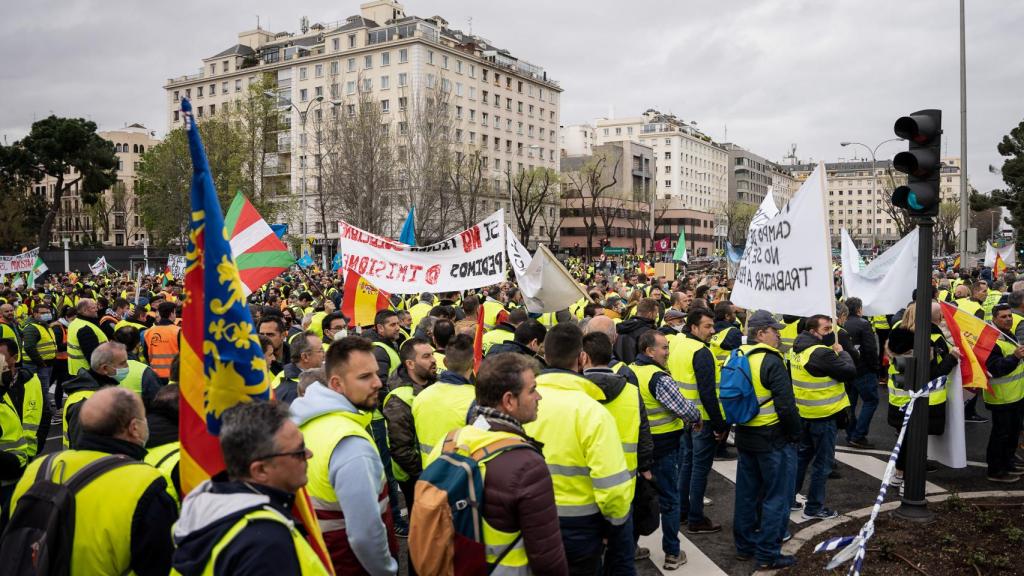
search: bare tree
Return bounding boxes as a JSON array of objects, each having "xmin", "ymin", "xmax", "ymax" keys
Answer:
[
  {"xmin": 721, "ymin": 201, "xmax": 758, "ymax": 244},
  {"xmin": 507, "ymin": 166, "xmax": 559, "ymax": 248},
  {"xmin": 877, "ymin": 169, "xmax": 915, "ymax": 237},
  {"xmin": 539, "ymin": 198, "xmax": 565, "ymax": 247},
  {"xmin": 398, "ymin": 77, "xmax": 456, "ymax": 243},
  {"xmin": 234, "ymin": 75, "xmax": 278, "ymax": 208},
  {"xmin": 562, "ymin": 150, "xmax": 622, "ymax": 261},
  {"xmin": 448, "ymin": 147, "xmax": 490, "ymax": 232},
  {"xmin": 319, "ymin": 80, "xmax": 395, "ymax": 236},
  {"xmin": 934, "ymin": 201, "xmax": 959, "ymax": 255}
]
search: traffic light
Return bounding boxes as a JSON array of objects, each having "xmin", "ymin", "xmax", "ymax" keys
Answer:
[
  {"xmin": 891, "ymin": 355, "xmax": 915, "ymax": 391},
  {"xmin": 891, "ymin": 109, "xmax": 942, "ymax": 217}
]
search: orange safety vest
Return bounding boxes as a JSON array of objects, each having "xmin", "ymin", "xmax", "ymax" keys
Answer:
[
  {"xmin": 144, "ymin": 324, "xmax": 180, "ymax": 379},
  {"xmin": 52, "ymin": 323, "xmax": 69, "ymax": 361}
]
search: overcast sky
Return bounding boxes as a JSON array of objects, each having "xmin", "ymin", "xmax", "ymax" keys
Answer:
[{"xmin": 2, "ymin": 0, "xmax": 1021, "ymax": 194}]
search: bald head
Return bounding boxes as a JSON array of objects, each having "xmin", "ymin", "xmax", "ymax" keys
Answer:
[
  {"xmin": 79, "ymin": 387, "xmax": 148, "ymax": 446},
  {"xmin": 583, "ymin": 315, "xmax": 616, "ymax": 344}
]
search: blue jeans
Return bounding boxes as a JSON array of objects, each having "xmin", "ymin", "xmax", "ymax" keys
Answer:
[
  {"xmin": 370, "ymin": 417, "xmax": 407, "ymax": 528},
  {"xmin": 652, "ymin": 448, "xmax": 681, "ymax": 556},
  {"xmin": 679, "ymin": 425, "xmax": 717, "ymax": 526},
  {"xmin": 845, "ymin": 372, "xmax": 878, "ymax": 442},
  {"xmin": 795, "ymin": 419, "xmax": 837, "ymax": 515},
  {"xmin": 734, "ymin": 443, "xmax": 797, "ymax": 564},
  {"xmin": 602, "ymin": 506, "xmax": 636, "ymax": 576}
]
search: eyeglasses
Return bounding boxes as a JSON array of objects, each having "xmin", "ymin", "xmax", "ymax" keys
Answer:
[{"xmin": 253, "ymin": 444, "xmax": 311, "ymax": 462}]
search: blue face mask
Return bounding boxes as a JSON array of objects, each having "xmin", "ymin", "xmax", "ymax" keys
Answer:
[
  {"xmin": 113, "ymin": 367, "xmax": 130, "ymax": 382},
  {"xmin": 38, "ymin": 313, "xmax": 53, "ymax": 323}
]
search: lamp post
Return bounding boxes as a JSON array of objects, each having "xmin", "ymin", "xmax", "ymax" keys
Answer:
[
  {"xmin": 840, "ymin": 138, "xmax": 903, "ymax": 249},
  {"xmin": 265, "ymin": 91, "xmax": 323, "ymax": 258}
]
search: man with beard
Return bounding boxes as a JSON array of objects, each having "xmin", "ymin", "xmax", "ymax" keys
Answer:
[
  {"xmin": 289, "ymin": 336, "xmax": 399, "ymax": 574},
  {"xmin": 382, "ymin": 338, "xmax": 437, "ymax": 512}
]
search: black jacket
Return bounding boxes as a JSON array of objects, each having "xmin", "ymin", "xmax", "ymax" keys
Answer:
[
  {"xmin": 171, "ymin": 477, "xmax": 304, "ymax": 576},
  {"xmin": 689, "ymin": 336, "xmax": 728, "ymax": 434},
  {"xmin": 363, "ymin": 329, "xmax": 397, "ymax": 402},
  {"xmin": 734, "ymin": 347, "xmax": 802, "ymax": 453},
  {"xmin": 78, "ymin": 433, "xmax": 179, "ymax": 576},
  {"xmin": 63, "ymin": 368, "xmax": 119, "ymax": 449},
  {"xmin": 985, "ymin": 327, "xmax": 1021, "ymax": 409},
  {"xmin": 843, "ymin": 314, "xmax": 880, "ymax": 374},
  {"xmin": 383, "ymin": 366, "xmax": 429, "ymax": 478},
  {"xmin": 487, "ymin": 340, "xmax": 545, "ymax": 367},
  {"xmin": 614, "ymin": 317, "xmax": 658, "ymax": 364},
  {"xmin": 791, "ymin": 332, "xmax": 857, "ymax": 382},
  {"xmin": 712, "ymin": 321, "xmax": 743, "ymax": 353},
  {"xmin": 74, "ymin": 315, "xmax": 104, "ymax": 369},
  {"xmin": 273, "ymin": 362, "xmax": 302, "ymax": 406},
  {"xmin": 582, "ymin": 368, "xmax": 654, "ymax": 473}
]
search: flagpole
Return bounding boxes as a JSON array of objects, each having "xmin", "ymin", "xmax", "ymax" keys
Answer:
[{"xmin": 295, "ymin": 264, "xmax": 328, "ymax": 303}]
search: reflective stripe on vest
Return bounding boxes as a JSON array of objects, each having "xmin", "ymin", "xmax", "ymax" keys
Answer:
[
  {"xmin": 193, "ymin": 507, "xmax": 330, "ymax": 575},
  {"xmin": 26, "ymin": 321, "xmax": 57, "ymax": 360},
  {"xmin": 632, "ymin": 363, "xmax": 683, "ymax": 434},
  {"xmin": 19, "ymin": 374, "xmax": 43, "ymax": 458},
  {"xmin": 887, "ymin": 333, "xmax": 948, "ymax": 407},
  {"xmin": 788, "ymin": 344, "xmax": 851, "ymax": 418},
  {"xmin": 736, "ymin": 344, "xmax": 781, "ymax": 427},
  {"xmin": 777, "ymin": 321, "xmax": 800, "ymax": 355},
  {"xmin": 598, "ymin": 380, "xmax": 642, "ymax": 478},
  {"xmin": 0, "ymin": 393, "xmax": 28, "ymax": 466},
  {"xmin": 412, "ymin": 382, "xmax": 476, "ymax": 465},
  {"xmin": 709, "ymin": 327, "xmax": 737, "ymax": 368},
  {"xmin": 144, "ymin": 441, "xmax": 181, "ymax": 503},
  {"xmin": 145, "ymin": 324, "xmax": 180, "ymax": 379},
  {"xmin": 67, "ymin": 318, "xmax": 107, "ymax": 375},
  {"xmin": 984, "ymin": 340, "xmax": 1024, "ymax": 406},
  {"xmin": 667, "ymin": 335, "xmax": 720, "ymax": 421}
]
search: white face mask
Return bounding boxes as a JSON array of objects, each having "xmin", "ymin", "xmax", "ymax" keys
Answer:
[{"xmin": 332, "ymin": 329, "xmax": 348, "ymax": 341}]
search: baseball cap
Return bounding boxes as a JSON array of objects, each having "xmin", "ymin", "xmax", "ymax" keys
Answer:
[
  {"xmin": 746, "ymin": 310, "xmax": 785, "ymax": 331},
  {"xmin": 664, "ymin": 309, "xmax": 686, "ymax": 321}
]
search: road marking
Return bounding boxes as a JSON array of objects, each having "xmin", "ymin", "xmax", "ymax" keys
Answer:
[
  {"xmin": 835, "ymin": 445, "xmax": 986, "ymax": 468},
  {"xmin": 638, "ymin": 531, "xmax": 729, "ymax": 575},
  {"xmin": 833, "ymin": 450, "xmax": 945, "ymax": 494}
]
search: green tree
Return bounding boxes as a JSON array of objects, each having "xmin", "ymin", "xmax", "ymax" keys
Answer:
[
  {"xmin": 979, "ymin": 119, "xmax": 1024, "ymax": 245},
  {"xmin": 1, "ymin": 116, "xmax": 118, "ymax": 248},
  {"xmin": 0, "ymin": 144, "xmax": 48, "ymax": 249},
  {"xmin": 136, "ymin": 115, "xmax": 245, "ymax": 247}
]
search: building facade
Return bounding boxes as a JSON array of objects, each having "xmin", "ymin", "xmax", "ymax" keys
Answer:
[
  {"xmin": 164, "ymin": 0, "xmax": 562, "ymax": 249},
  {"xmin": 559, "ymin": 123, "xmax": 596, "ymax": 157},
  {"xmin": 35, "ymin": 123, "xmax": 160, "ymax": 248}
]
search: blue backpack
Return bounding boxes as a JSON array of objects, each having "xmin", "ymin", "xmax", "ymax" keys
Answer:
[{"xmin": 719, "ymin": 348, "xmax": 772, "ymax": 424}]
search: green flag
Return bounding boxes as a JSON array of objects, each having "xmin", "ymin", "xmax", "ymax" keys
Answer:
[
  {"xmin": 27, "ymin": 256, "xmax": 47, "ymax": 286},
  {"xmin": 673, "ymin": 228, "xmax": 688, "ymax": 263}
]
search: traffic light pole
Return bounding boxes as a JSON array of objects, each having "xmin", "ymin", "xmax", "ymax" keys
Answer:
[{"xmin": 897, "ymin": 214, "xmax": 935, "ymax": 522}]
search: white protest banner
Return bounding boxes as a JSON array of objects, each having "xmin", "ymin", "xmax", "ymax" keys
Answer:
[
  {"xmin": 89, "ymin": 256, "xmax": 108, "ymax": 276},
  {"xmin": 749, "ymin": 186, "xmax": 780, "ymax": 230},
  {"xmin": 731, "ymin": 164, "xmax": 835, "ymax": 318},
  {"xmin": 841, "ymin": 228, "xmax": 919, "ymax": 316},
  {"xmin": 984, "ymin": 241, "xmax": 1016, "ymax": 267},
  {"xmin": 339, "ymin": 210, "xmax": 506, "ymax": 294},
  {"xmin": 167, "ymin": 254, "xmax": 187, "ymax": 279},
  {"xmin": 506, "ymin": 227, "xmax": 588, "ymax": 313},
  {"xmin": 928, "ymin": 369, "xmax": 966, "ymax": 468},
  {"xmin": 0, "ymin": 248, "xmax": 39, "ymax": 275}
]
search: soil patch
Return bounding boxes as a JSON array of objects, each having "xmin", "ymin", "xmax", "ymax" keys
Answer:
[{"xmin": 785, "ymin": 495, "xmax": 1024, "ymax": 575}]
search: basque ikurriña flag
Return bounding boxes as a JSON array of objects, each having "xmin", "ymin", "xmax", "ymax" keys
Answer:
[{"xmin": 179, "ymin": 98, "xmax": 271, "ymax": 492}]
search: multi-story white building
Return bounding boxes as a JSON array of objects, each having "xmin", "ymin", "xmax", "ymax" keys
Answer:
[
  {"xmin": 559, "ymin": 123, "xmax": 596, "ymax": 157},
  {"xmin": 36, "ymin": 123, "xmax": 160, "ymax": 248},
  {"xmin": 164, "ymin": 0, "xmax": 562, "ymax": 248}
]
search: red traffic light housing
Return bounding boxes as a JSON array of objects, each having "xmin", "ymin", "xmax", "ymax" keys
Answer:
[{"xmin": 891, "ymin": 109, "xmax": 942, "ymax": 217}]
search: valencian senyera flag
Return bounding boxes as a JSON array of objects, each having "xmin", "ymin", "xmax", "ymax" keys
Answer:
[
  {"xmin": 940, "ymin": 301, "xmax": 1001, "ymax": 392},
  {"xmin": 178, "ymin": 99, "xmax": 334, "ymax": 574}
]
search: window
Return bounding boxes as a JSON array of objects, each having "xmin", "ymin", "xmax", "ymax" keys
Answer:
[
  {"xmin": 210, "ymin": 103, "xmax": 216, "ymax": 115},
  {"xmin": 173, "ymin": 110, "xmax": 180, "ymax": 121},
  {"xmin": 469, "ymin": 64, "xmax": 476, "ymax": 78},
  {"xmin": 399, "ymin": 122, "xmax": 408, "ymax": 135},
  {"xmin": 399, "ymin": 49, "xmax": 408, "ymax": 63},
  {"xmin": 442, "ymin": 54, "xmax": 449, "ymax": 69},
  {"xmin": 469, "ymin": 109, "xmax": 475, "ymax": 121},
  {"xmin": 380, "ymin": 75, "xmax": 389, "ymax": 89},
  {"xmin": 362, "ymin": 78, "xmax": 372, "ymax": 91},
  {"xmin": 381, "ymin": 99, "xmax": 390, "ymax": 113},
  {"xmin": 665, "ymin": 166, "xmax": 671, "ymax": 174},
  {"xmin": 442, "ymin": 78, "xmax": 450, "ymax": 92},
  {"xmin": 456, "ymin": 106, "xmax": 463, "ymax": 119},
  {"xmin": 299, "ymin": 67, "xmax": 308, "ymax": 81},
  {"xmin": 381, "ymin": 51, "xmax": 390, "ymax": 66},
  {"xmin": 346, "ymin": 81, "xmax": 356, "ymax": 94},
  {"xmin": 197, "ymin": 105, "xmax": 203, "ymax": 117},
  {"xmin": 455, "ymin": 82, "xmax": 463, "ymax": 96},
  {"xmin": 330, "ymin": 83, "xmax": 339, "ymax": 98},
  {"xmin": 398, "ymin": 73, "xmax": 407, "ymax": 87},
  {"xmin": 364, "ymin": 55, "xmax": 373, "ymax": 69},
  {"xmin": 210, "ymin": 63, "xmax": 216, "ymax": 75},
  {"xmin": 517, "ymin": 101, "xmax": 523, "ymax": 113},
  {"xmin": 616, "ymin": 127, "xmax": 621, "ymax": 135},
  {"xmin": 427, "ymin": 50, "xmax": 434, "ymax": 64},
  {"xmin": 469, "ymin": 86, "xmax": 476, "ymax": 99},
  {"xmin": 426, "ymin": 74, "xmax": 436, "ymax": 88},
  {"xmin": 331, "ymin": 61, "xmax": 339, "ymax": 75},
  {"xmin": 314, "ymin": 86, "xmax": 323, "ymax": 98},
  {"xmin": 455, "ymin": 128, "xmax": 463, "ymax": 142},
  {"xmin": 665, "ymin": 180, "xmax": 672, "ymax": 187},
  {"xmin": 185, "ymin": 88, "xmax": 191, "ymax": 98},
  {"xmin": 505, "ymin": 97, "xmax": 512, "ymax": 110},
  {"xmin": 346, "ymin": 104, "xmax": 356, "ymax": 117},
  {"xmin": 197, "ymin": 86, "xmax": 204, "ymax": 98},
  {"xmin": 399, "ymin": 97, "xmax": 408, "ymax": 111},
  {"xmin": 456, "ymin": 60, "xmax": 463, "ymax": 73},
  {"xmin": 314, "ymin": 64, "xmax": 323, "ymax": 78},
  {"xmin": 173, "ymin": 90, "xmax": 179, "ymax": 102},
  {"xmin": 332, "ymin": 38, "xmax": 340, "ymax": 51},
  {"xmin": 235, "ymin": 79, "xmax": 242, "ymax": 92},
  {"xmin": 348, "ymin": 34, "xmax": 356, "ymax": 48},
  {"xmin": 347, "ymin": 58, "xmax": 356, "ymax": 72},
  {"xmin": 665, "ymin": 152, "xmax": 672, "ymax": 159},
  {"xmin": 482, "ymin": 112, "xmax": 489, "ymax": 124},
  {"xmin": 299, "ymin": 88, "xmax": 308, "ymax": 102}
]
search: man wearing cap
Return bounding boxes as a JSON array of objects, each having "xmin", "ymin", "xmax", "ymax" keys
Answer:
[
  {"xmin": 659, "ymin": 309, "xmax": 687, "ymax": 338},
  {"xmin": 731, "ymin": 311, "xmax": 801, "ymax": 570}
]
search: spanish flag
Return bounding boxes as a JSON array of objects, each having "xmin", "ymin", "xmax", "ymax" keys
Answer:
[
  {"xmin": 994, "ymin": 252, "xmax": 1007, "ymax": 280},
  {"xmin": 178, "ymin": 99, "xmax": 334, "ymax": 574},
  {"xmin": 940, "ymin": 301, "xmax": 1000, "ymax": 391},
  {"xmin": 341, "ymin": 270, "xmax": 390, "ymax": 327}
]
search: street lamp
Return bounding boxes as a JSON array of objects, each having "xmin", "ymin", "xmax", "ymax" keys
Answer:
[
  {"xmin": 840, "ymin": 138, "xmax": 903, "ymax": 248},
  {"xmin": 265, "ymin": 91, "xmax": 324, "ymax": 255}
]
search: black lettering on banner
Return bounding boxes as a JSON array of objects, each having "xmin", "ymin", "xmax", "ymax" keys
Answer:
[
  {"xmin": 752, "ymin": 266, "xmax": 814, "ymax": 292},
  {"xmin": 449, "ymin": 251, "xmax": 505, "ymax": 279},
  {"xmin": 483, "ymin": 219, "xmax": 500, "ymax": 241}
]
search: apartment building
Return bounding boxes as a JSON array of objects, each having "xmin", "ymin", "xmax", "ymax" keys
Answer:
[
  {"xmin": 559, "ymin": 123, "xmax": 597, "ymax": 157},
  {"xmin": 164, "ymin": 0, "xmax": 562, "ymax": 248},
  {"xmin": 789, "ymin": 157, "xmax": 963, "ymax": 249},
  {"xmin": 35, "ymin": 123, "xmax": 160, "ymax": 248}
]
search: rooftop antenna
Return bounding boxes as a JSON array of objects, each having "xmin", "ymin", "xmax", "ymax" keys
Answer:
[
  {"xmin": 256, "ymin": 14, "xmax": 260, "ymax": 29},
  {"xmin": 467, "ymin": 16, "xmax": 473, "ymax": 35}
]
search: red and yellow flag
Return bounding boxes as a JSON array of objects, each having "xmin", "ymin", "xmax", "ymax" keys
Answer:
[
  {"xmin": 342, "ymin": 270, "xmax": 390, "ymax": 327},
  {"xmin": 994, "ymin": 252, "xmax": 1007, "ymax": 280},
  {"xmin": 940, "ymin": 301, "xmax": 1000, "ymax": 391}
]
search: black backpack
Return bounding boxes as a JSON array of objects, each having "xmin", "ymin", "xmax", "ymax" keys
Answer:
[{"xmin": 0, "ymin": 453, "xmax": 134, "ymax": 576}]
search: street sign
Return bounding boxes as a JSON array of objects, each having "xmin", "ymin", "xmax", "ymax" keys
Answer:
[{"xmin": 602, "ymin": 247, "xmax": 628, "ymax": 255}]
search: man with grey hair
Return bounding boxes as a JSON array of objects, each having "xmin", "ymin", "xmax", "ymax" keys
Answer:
[
  {"xmin": 62, "ymin": 341, "xmax": 128, "ymax": 449},
  {"xmin": 583, "ymin": 315, "xmax": 638, "ymax": 386},
  {"xmin": 271, "ymin": 332, "xmax": 325, "ymax": 406},
  {"xmin": 172, "ymin": 401, "xmax": 325, "ymax": 575},
  {"xmin": 7, "ymin": 387, "xmax": 177, "ymax": 575},
  {"xmin": 67, "ymin": 298, "xmax": 108, "ymax": 377}
]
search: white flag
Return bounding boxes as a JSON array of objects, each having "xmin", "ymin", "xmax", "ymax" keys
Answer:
[
  {"xmin": 749, "ymin": 186, "xmax": 780, "ymax": 230},
  {"xmin": 89, "ymin": 256, "xmax": 108, "ymax": 276},
  {"xmin": 984, "ymin": 241, "xmax": 1016, "ymax": 267},
  {"xmin": 731, "ymin": 164, "xmax": 835, "ymax": 318},
  {"xmin": 505, "ymin": 227, "xmax": 588, "ymax": 313},
  {"xmin": 841, "ymin": 228, "xmax": 918, "ymax": 316}
]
